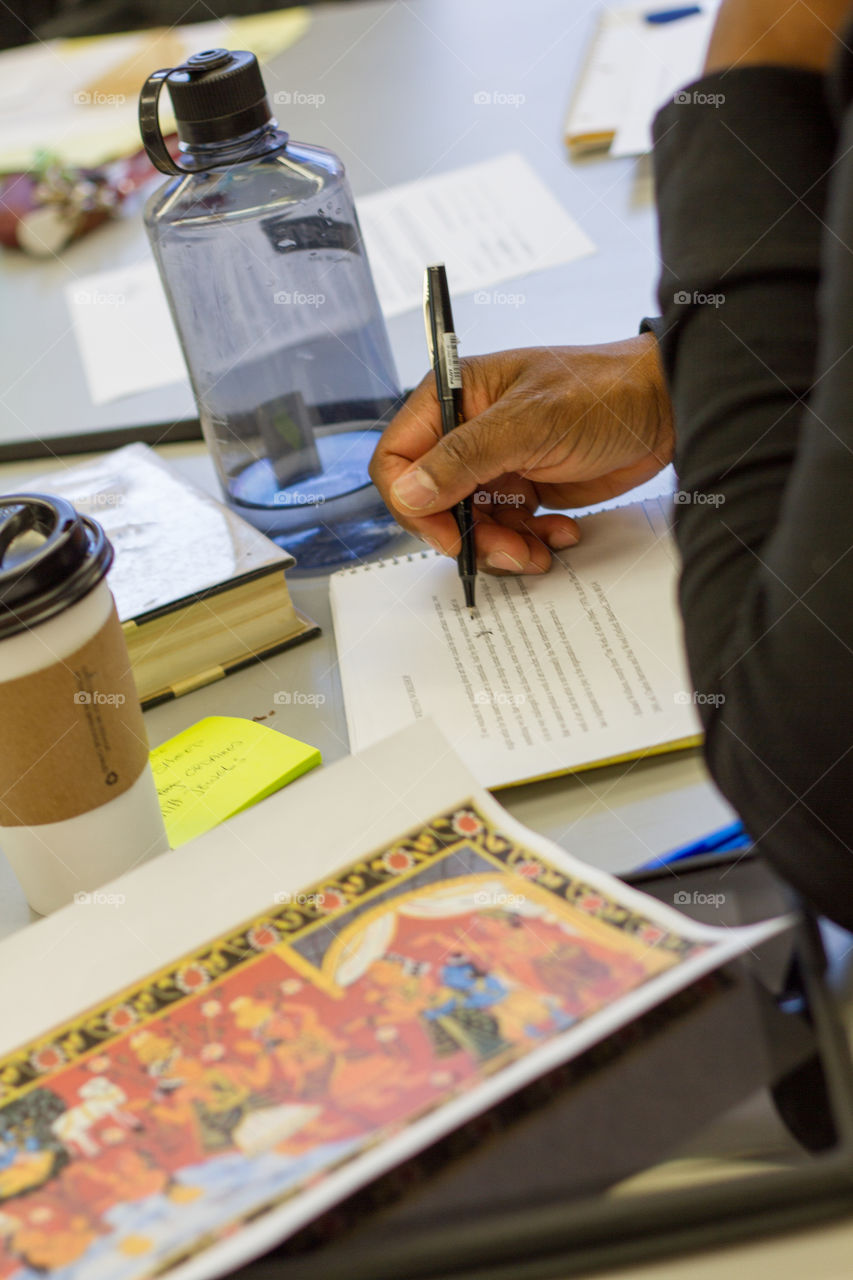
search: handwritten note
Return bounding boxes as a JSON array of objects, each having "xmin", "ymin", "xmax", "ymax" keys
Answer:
[{"xmin": 151, "ymin": 716, "xmax": 321, "ymax": 848}]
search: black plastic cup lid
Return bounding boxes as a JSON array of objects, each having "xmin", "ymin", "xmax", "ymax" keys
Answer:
[{"xmin": 0, "ymin": 495, "xmax": 114, "ymax": 641}]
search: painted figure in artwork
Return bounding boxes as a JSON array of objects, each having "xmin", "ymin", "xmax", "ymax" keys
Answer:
[{"xmin": 421, "ymin": 953, "xmax": 512, "ymax": 1062}]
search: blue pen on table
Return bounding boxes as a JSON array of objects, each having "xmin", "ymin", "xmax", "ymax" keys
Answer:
[
  {"xmin": 644, "ymin": 6, "xmax": 702, "ymax": 24},
  {"xmin": 638, "ymin": 820, "xmax": 751, "ymax": 871}
]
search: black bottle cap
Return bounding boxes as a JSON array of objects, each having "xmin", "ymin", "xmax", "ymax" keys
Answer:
[
  {"xmin": 0, "ymin": 495, "xmax": 113, "ymax": 640},
  {"xmin": 165, "ymin": 48, "xmax": 273, "ymax": 145}
]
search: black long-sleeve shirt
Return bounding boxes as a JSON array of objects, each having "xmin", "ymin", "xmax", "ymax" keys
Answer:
[{"xmin": 652, "ymin": 61, "xmax": 853, "ymax": 927}]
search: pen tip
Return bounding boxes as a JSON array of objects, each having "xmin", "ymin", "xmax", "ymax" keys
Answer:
[{"xmin": 463, "ymin": 578, "xmax": 476, "ymax": 611}]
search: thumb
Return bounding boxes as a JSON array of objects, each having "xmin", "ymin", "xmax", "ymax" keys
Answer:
[{"xmin": 389, "ymin": 405, "xmax": 520, "ymax": 514}]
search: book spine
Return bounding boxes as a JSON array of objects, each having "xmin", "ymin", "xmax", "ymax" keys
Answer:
[{"xmin": 138, "ymin": 617, "xmax": 321, "ymax": 711}]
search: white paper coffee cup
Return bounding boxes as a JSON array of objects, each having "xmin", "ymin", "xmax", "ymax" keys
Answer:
[{"xmin": 0, "ymin": 494, "xmax": 169, "ymax": 913}]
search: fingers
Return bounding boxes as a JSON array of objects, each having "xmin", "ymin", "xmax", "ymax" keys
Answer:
[
  {"xmin": 476, "ymin": 522, "xmax": 551, "ymax": 574},
  {"xmin": 423, "ymin": 502, "xmax": 581, "ymax": 576},
  {"xmin": 475, "ymin": 507, "xmax": 580, "ymax": 574},
  {"xmin": 473, "ymin": 488, "xmax": 579, "ymax": 542},
  {"xmin": 498, "ymin": 509, "xmax": 581, "ymax": 553},
  {"xmin": 370, "ymin": 352, "xmax": 526, "ymax": 525},
  {"xmin": 370, "ymin": 378, "xmax": 526, "ymax": 522},
  {"xmin": 372, "ymin": 411, "xmax": 584, "ymax": 574},
  {"xmin": 389, "ymin": 404, "xmax": 522, "ymax": 514},
  {"xmin": 369, "ymin": 373, "xmax": 444, "ymax": 524}
]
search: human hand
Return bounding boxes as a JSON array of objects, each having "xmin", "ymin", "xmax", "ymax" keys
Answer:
[
  {"xmin": 368, "ymin": 334, "xmax": 673, "ymax": 575},
  {"xmin": 704, "ymin": 0, "xmax": 853, "ymax": 75}
]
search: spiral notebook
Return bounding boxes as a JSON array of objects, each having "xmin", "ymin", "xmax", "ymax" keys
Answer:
[{"xmin": 330, "ymin": 497, "xmax": 701, "ymax": 790}]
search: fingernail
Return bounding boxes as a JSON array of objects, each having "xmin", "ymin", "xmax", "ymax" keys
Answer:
[
  {"xmin": 486, "ymin": 551, "xmax": 526, "ymax": 573},
  {"xmin": 547, "ymin": 529, "xmax": 579, "ymax": 550},
  {"xmin": 425, "ymin": 537, "xmax": 445, "ymax": 555},
  {"xmin": 391, "ymin": 467, "xmax": 439, "ymax": 511}
]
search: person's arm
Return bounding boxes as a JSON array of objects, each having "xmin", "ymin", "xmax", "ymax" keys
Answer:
[{"xmin": 654, "ymin": 17, "xmax": 853, "ymax": 922}]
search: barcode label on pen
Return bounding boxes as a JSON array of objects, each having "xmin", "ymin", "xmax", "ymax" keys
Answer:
[{"xmin": 442, "ymin": 332, "xmax": 462, "ymax": 389}]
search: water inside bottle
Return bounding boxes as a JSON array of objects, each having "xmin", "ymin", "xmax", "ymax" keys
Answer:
[
  {"xmin": 152, "ymin": 197, "xmax": 405, "ymax": 569},
  {"xmin": 194, "ymin": 328, "xmax": 402, "ymax": 569}
]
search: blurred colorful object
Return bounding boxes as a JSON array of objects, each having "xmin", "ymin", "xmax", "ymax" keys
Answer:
[{"xmin": 0, "ymin": 143, "xmax": 176, "ymax": 255}]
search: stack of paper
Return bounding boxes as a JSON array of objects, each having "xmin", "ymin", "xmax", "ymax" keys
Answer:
[{"xmin": 565, "ymin": 2, "xmax": 720, "ymax": 158}]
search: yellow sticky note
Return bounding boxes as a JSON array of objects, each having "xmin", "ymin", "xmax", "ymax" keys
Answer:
[{"xmin": 151, "ymin": 716, "xmax": 321, "ymax": 848}]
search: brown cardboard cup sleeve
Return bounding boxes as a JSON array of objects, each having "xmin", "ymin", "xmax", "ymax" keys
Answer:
[{"xmin": 0, "ymin": 606, "xmax": 150, "ymax": 826}]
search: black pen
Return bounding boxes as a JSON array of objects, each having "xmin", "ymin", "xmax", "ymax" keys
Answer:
[{"xmin": 423, "ymin": 264, "xmax": 477, "ymax": 611}]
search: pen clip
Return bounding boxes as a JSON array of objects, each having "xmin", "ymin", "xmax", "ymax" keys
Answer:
[
  {"xmin": 423, "ymin": 269, "xmax": 436, "ymax": 367},
  {"xmin": 424, "ymin": 264, "xmax": 461, "ymax": 398}
]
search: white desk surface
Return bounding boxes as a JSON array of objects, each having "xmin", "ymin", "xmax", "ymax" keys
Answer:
[
  {"xmin": 0, "ymin": 1, "xmax": 850, "ymax": 1275},
  {"xmin": 0, "ymin": 441, "xmax": 736, "ymax": 944}
]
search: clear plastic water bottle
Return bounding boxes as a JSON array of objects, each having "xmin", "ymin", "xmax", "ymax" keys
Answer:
[{"xmin": 139, "ymin": 48, "xmax": 403, "ymax": 569}]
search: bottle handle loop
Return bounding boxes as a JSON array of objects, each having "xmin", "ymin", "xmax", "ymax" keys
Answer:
[{"xmin": 139, "ymin": 68, "xmax": 192, "ymax": 176}]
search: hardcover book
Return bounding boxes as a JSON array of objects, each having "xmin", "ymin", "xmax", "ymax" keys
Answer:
[{"xmin": 15, "ymin": 443, "xmax": 318, "ymax": 707}]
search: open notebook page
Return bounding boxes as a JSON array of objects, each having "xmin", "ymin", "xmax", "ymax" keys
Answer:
[{"xmin": 330, "ymin": 497, "xmax": 701, "ymax": 790}]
